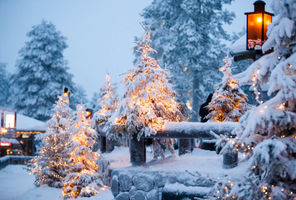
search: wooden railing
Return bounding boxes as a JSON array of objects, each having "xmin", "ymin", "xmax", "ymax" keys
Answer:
[{"xmin": 129, "ymin": 122, "xmax": 238, "ymax": 166}]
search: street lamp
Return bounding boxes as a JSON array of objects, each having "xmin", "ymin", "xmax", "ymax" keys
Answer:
[
  {"xmin": 86, "ymin": 109, "xmax": 92, "ymax": 119},
  {"xmin": 64, "ymin": 87, "xmax": 70, "ymax": 98},
  {"xmin": 245, "ymin": 0, "xmax": 274, "ymax": 51}
]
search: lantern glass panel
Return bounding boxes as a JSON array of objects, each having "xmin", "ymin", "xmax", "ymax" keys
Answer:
[
  {"xmin": 264, "ymin": 14, "xmax": 272, "ymax": 41},
  {"xmin": 247, "ymin": 13, "xmax": 263, "ymax": 49}
]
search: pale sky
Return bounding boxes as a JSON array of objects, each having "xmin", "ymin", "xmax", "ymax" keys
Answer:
[{"xmin": 0, "ymin": 0, "xmax": 272, "ymax": 99}]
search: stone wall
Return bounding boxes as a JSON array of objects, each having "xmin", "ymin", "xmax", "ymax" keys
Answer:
[{"xmin": 111, "ymin": 168, "xmax": 215, "ymax": 200}]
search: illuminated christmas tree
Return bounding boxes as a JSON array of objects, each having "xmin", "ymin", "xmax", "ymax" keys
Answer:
[
  {"xmin": 62, "ymin": 105, "xmax": 103, "ymax": 199},
  {"xmin": 208, "ymin": 58, "xmax": 248, "ymax": 122},
  {"xmin": 30, "ymin": 94, "xmax": 73, "ymax": 188},
  {"xmin": 106, "ymin": 31, "xmax": 186, "ymax": 157},
  {"xmin": 93, "ymin": 73, "xmax": 118, "ymax": 134},
  {"xmin": 214, "ymin": 1, "xmax": 296, "ymax": 199}
]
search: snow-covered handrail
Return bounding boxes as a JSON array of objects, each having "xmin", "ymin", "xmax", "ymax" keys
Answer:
[
  {"xmin": 130, "ymin": 122, "xmax": 238, "ymax": 166},
  {"xmin": 151, "ymin": 122, "xmax": 238, "ymax": 139}
]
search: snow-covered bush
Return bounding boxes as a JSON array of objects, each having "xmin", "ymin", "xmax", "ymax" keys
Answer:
[
  {"xmin": 30, "ymin": 95, "xmax": 73, "ymax": 188},
  {"xmin": 214, "ymin": 0, "xmax": 296, "ymax": 199},
  {"xmin": 62, "ymin": 105, "xmax": 104, "ymax": 199}
]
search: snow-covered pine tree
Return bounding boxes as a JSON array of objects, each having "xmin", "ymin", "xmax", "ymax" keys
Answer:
[
  {"xmin": 214, "ymin": 1, "xmax": 296, "ymax": 199},
  {"xmin": 93, "ymin": 73, "xmax": 118, "ymax": 134},
  {"xmin": 208, "ymin": 58, "xmax": 249, "ymax": 122},
  {"xmin": 62, "ymin": 105, "xmax": 103, "ymax": 199},
  {"xmin": 106, "ymin": 31, "xmax": 186, "ymax": 157},
  {"xmin": 0, "ymin": 63, "xmax": 10, "ymax": 107},
  {"xmin": 10, "ymin": 20, "xmax": 77, "ymax": 121},
  {"xmin": 89, "ymin": 91, "xmax": 101, "ymax": 111},
  {"xmin": 140, "ymin": 0, "xmax": 235, "ymax": 120},
  {"xmin": 30, "ymin": 94, "xmax": 73, "ymax": 188}
]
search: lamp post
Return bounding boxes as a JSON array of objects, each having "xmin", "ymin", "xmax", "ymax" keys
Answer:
[
  {"xmin": 232, "ymin": 0, "xmax": 274, "ymax": 62},
  {"xmin": 63, "ymin": 87, "xmax": 70, "ymax": 104},
  {"xmin": 64, "ymin": 87, "xmax": 70, "ymax": 98},
  {"xmin": 245, "ymin": 0, "xmax": 274, "ymax": 51},
  {"xmin": 86, "ymin": 109, "xmax": 92, "ymax": 119}
]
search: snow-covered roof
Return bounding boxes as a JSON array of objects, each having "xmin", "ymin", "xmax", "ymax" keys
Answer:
[
  {"xmin": 0, "ymin": 138, "xmax": 19, "ymax": 144},
  {"xmin": 230, "ymin": 34, "xmax": 246, "ymax": 54},
  {"xmin": 16, "ymin": 113, "xmax": 46, "ymax": 132}
]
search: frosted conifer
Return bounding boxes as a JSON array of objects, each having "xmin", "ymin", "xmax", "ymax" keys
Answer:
[
  {"xmin": 62, "ymin": 105, "xmax": 103, "ymax": 199},
  {"xmin": 140, "ymin": 0, "xmax": 235, "ymax": 120},
  {"xmin": 10, "ymin": 20, "xmax": 77, "ymax": 121},
  {"xmin": 208, "ymin": 58, "xmax": 249, "ymax": 122},
  {"xmin": 106, "ymin": 31, "xmax": 186, "ymax": 158},
  {"xmin": 30, "ymin": 94, "xmax": 73, "ymax": 188},
  {"xmin": 93, "ymin": 73, "xmax": 118, "ymax": 135},
  {"xmin": 214, "ymin": 1, "xmax": 296, "ymax": 199}
]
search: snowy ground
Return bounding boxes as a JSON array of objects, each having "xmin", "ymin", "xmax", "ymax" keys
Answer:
[
  {"xmin": 0, "ymin": 147, "xmax": 248, "ymax": 200},
  {"xmin": 106, "ymin": 146, "xmax": 248, "ymax": 181},
  {"xmin": 0, "ymin": 165, "xmax": 113, "ymax": 200}
]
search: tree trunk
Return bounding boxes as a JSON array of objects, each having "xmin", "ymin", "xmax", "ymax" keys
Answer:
[{"xmin": 178, "ymin": 139, "xmax": 192, "ymax": 155}]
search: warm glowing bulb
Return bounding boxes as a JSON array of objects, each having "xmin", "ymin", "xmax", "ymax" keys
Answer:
[{"xmin": 257, "ymin": 17, "xmax": 262, "ymax": 23}]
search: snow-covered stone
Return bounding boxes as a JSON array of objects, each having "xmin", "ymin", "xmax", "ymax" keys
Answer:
[
  {"xmin": 129, "ymin": 189, "xmax": 147, "ymax": 200},
  {"xmin": 147, "ymin": 189, "xmax": 159, "ymax": 200},
  {"xmin": 153, "ymin": 173, "xmax": 165, "ymax": 188},
  {"xmin": 116, "ymin": 192, "xmax": 129, "ymax": 200},
  {"xmin": 133, "ymin": 174, "xmax": 154, "ymax": 192},
  {"xmin": 119, "ymin": 173, "xmax": 132, "ymax": 191}
]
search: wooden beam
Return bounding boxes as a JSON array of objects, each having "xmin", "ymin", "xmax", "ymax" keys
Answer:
[{"xmin": 148, "ymin": 122, "xmax": 238, "ymax": 139}]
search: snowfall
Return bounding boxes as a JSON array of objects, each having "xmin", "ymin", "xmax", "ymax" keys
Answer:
[{"xmin": 0, "ymin": 146, "xmax": 249, "ymax": 200}]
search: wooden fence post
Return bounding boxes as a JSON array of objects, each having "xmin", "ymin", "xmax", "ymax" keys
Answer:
[
  {"xmin": 178, "ymin": 139, "xmax": 192, "ymax": 155},
  {"xmin": 106, "ymin": 137, "xmax": 114, "ymax": 153},
  {"xmin": 100, "ymin": 136, "xmax": 107, "ymax": 153},
  {"xmin": 130, "ymin": 134, "xmax": 146, "ymax": 166}
]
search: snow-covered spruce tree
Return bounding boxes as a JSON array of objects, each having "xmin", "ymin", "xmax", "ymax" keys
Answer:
[
  {"xmin": 213, "ymin": 1, "xmax": 296, "ymax": 199},
  {"xmin": 106, "ymin": 31, "xmax": 186, "ymax": 157},
  {"xmin": 89, "ymin": 91, "xmax": 101, "ymax": 111},
  {"xmin": 208, "ymin": 58, "xmax": 249, "ymax": 122},
  {"xmin": 30, "ymin": 94, "xmax": 73, "ymax": 188},
  {"xmin": 140, "ymin": 0, "xmax": 234, "ymax": 120},
  {"xmin": 0, "ymin": 63, "xmax": 10, "ymax": 107},
  {"xmin": 10, "ymin": 20, "xmax": 76, "ymax": 121},
  {"xmin": 93, "ymin": 73, "xmax": 118, "ymax": 134},
  {"xmin": 62, "ymin": 105, "xmax": 103, "ymax": 199}
]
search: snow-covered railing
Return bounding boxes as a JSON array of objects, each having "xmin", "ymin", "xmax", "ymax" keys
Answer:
[
  {"xmin": 153, "ymin": 122, "xmax": 238, "ymax": 139},
  {"xmin": 0, "ymin": 155, "xmax": 33, "ymax": 170},
  {"xmin": 130, "ymin": 122, "xmax": 238, "ymax": 166}
]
